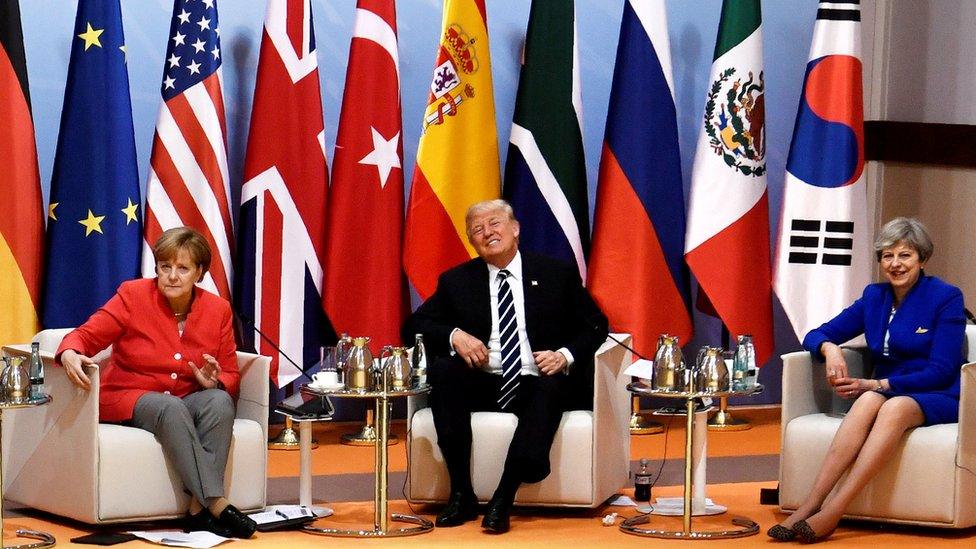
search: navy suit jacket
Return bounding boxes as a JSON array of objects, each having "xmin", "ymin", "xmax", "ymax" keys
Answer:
[
  {"xmin": 402, "ymin": 252, "xmax": 609, "ymax": 409},
  {"xmin": 803, "ymin": 275, "xmax": 965, "ymax": 398}
]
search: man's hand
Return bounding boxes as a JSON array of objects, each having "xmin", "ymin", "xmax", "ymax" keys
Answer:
[
  {"xmin": 451, "ymin": 329, "xmax": 489, "ymax": 368},
  {"xmin": 534, "ymin": 350, "xmax": 567, "ymax": 375},
  {"xmin": 189, "ymin": 353, "xmax": 222, "ymax": 389},
  {"xmin": 60, "ymin": 349, "xmax": 93, "ymax": 390}
]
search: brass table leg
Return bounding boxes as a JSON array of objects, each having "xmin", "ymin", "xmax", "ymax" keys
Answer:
[
  {"xmin": 683, "ymin": 398, "xmax": 694, "ymax": 534},
  {"xmin": 303, "ymin": 394, "xmax": 432, "ymax": 537},
  {"xmin": 707, "ymin": 396, "xmax": 751, "ymax": 431},
  {"xmin": 629, "ymin": 395, "xmax": 664, "ymax": 435},
  {"xmin": 619, "ymin": 397, "xmax": 759, "ymax": 539}
]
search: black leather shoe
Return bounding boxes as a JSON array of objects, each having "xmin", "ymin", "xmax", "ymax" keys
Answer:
[
  {"xmin": 184, "ymin": 510, "xmax": 234, "ymax": 538},
  {"xmin": 435, "ymin": 491, "xmax": 479, "ymax": 527},
  {"xmin": 481, "ymin": 496, "xmax": 511, "ymax": 533},
  {"xmin": 217, "ymin": 504, "xmax": 257, "ymax": 539}
]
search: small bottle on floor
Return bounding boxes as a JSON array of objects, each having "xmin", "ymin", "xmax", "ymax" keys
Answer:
[{"xmin": 634, "ymin": 458, "xmax": 652, "ymax": 502}]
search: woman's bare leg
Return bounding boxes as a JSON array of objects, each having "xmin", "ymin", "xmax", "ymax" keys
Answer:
[
  {"xmin": 802, "ymin": 396, "xmax": 924, "ymax": 536},
  {"xmin": 778, "ymin": 392, "xmax": 886, "ymax": 528}
]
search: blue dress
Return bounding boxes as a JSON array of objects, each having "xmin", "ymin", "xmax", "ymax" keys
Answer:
[{"xmin": 803, "ymin": 275, "xmax": 966, "ymax": 425}]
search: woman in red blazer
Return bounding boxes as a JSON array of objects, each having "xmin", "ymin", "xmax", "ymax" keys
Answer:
[{"xmin": 57, "ymin": 227, "xmax": 256, "ymax": 539}]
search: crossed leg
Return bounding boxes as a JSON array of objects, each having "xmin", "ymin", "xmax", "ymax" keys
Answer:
[
  {"xmin": 800, "ymin": 396, "xmax": 924, "ymax": 537},
  {"xmin": 777, "ymin": 391, "xmax": 887, "ymax": 529}
]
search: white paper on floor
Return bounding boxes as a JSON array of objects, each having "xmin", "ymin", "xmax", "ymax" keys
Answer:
[{"xmin": 129, "ymin": 530, "xmax": 231, "ymax": 548}]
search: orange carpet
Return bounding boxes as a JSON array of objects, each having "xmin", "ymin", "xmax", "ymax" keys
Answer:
[
  {"xmin": 5, "ymin": 406, "xmax": 976, "ymax": 546},
  {"xmin": 7, "ymin": 481, "xmax": 975, "ymax": 547}
]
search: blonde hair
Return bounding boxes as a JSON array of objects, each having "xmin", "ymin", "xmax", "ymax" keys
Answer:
[
  {"xmin": 153, "ymin": 227, "xmax": 212, "ymax": 275},
  {"xmin": 465, "ymin": 199, "xmax": 517, "ymax": 235}
]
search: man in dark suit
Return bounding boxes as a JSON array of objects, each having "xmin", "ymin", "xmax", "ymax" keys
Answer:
[{"xmin": 402, "ymin": 199, "xmax": 609, "ymax": 533}]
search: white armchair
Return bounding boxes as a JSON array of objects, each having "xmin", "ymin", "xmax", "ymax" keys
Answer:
[
  {"xmin": 1, "ymin": 328, "xmax": 269, "ymax": 524},
  {"xmin": 406, "ymin": 335, "xmax": 632, "ymax": 507},
  {"xmin": 778, "ymin": 325, "xmax": 976, "ymax": 528}
]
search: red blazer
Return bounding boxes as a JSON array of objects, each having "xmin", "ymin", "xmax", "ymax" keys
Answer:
[{"xmin": 57, "ymin": 278, "xmax": 240, "ymax": 423}]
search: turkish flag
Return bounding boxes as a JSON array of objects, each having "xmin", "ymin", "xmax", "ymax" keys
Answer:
[{"xmin": 324, "ymin": 0, "xmax": 406, "ymax": 351}]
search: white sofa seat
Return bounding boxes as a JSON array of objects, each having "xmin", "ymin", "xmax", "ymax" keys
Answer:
[
  {"xmin": 407, "ymin": 335, "xmax": 632, "ymax": 508},
  {"xmin": 778, "ymin": 324, "xmax": 976, "ymax": 528},
  {"xmin": 1, "ymin": 328, "xmax": 270, "ymax": 524}
]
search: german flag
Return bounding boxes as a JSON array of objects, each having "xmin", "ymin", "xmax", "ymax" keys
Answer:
[{"xmin": 0, "ymin": 1, "xmax": 43, "ymax": 343}]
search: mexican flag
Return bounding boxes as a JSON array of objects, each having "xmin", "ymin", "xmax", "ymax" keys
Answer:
[{"xmin": 684, "ymin": 0, "xmax": 774, "ymax": 364}]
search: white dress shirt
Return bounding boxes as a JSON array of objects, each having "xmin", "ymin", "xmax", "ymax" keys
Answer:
[{"xmin": 450, "ymin": 251, "xmax": 574, "ymax": 375}]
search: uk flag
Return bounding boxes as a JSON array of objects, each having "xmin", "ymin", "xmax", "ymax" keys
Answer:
[{"xmin": 236, "ymin": 0, "xmax": 337, "ymax": 388}]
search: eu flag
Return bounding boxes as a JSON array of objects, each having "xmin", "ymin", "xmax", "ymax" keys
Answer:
[{"xmin": 41, "ymin": 0, "xmax": 141, "ymax": 329}]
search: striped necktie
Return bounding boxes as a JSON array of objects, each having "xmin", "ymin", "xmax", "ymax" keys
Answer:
[{"xmin": 496, "ymin": 269, "xmax": 520, "ymax": 410}]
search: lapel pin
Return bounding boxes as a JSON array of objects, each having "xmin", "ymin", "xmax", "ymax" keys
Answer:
[
  {"xmin": 915, "ymin": 327, "xmax": 929, "ymax": 334},
  {"xmin": 531, "ymin": 280, "xmax": 538, "ymax": 286}
]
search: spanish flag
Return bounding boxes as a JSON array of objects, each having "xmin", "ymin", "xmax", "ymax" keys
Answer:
[
  {"xmin": 403, "ymin": 0, "xmax": 500, "ymax": 299},
  {"xmin": 0, "ymin": 1, "xmax": 43, "ymax": 343}
]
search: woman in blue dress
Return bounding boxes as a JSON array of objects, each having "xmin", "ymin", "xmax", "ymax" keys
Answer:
[{"xmin": 768, "ymin": 218, "xmax": 966, "ymax": 542}]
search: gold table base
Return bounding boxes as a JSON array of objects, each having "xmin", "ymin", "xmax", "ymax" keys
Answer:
[
  {"xmin": 269, "ymin": 416, "xmax": 319, "ymax": 450},
  {"xmin": 707, "ymin": 396, "xmax": 751, "ymax": 431},
  {"xmin": 303, "ymin": 513, "xmax": 433, "ymax": 537},
  {"xmin": 629, "ymin": 413, "xmax": 665, "ymax": 435},
  {"xmin": 629, "ymin": 395, "xmax": 663, "ymax": 434},
  {"xmin": 620, "ymin": 514, "xmax": 759, "ymax": 539},
  {"xmin": 341, "ymin": 408, "xmax": 399, "ymax": 445}
]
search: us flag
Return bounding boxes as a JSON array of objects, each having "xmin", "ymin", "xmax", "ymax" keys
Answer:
[
  {"xmin": 142, "ymin": 0, "xmax": 234, "ymax": 299},
  {"xmin": 237, "ymin": 0, "xmax": 337, "ymax": 388}
]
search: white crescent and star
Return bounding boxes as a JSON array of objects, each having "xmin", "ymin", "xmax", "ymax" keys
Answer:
[{"xmin": 358, "ymin": 127, "xmax": 401, "ymax": 189}]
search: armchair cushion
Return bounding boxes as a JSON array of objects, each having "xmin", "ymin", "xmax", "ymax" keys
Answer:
[
  {"xmin": 2, "ymin": 329, "xmax": 270, "ymax": 524},
  {"xmin": 779, "ymin": 324, "xmax": 976, "ymax": 528},
  {"xmin": 406, "ymin": 335, "xmax": 632, "ymax": 508}
]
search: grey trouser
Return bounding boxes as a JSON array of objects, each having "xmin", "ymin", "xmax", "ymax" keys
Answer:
[{"xmin": 130, "ymin": 389, "xmax": 235, "ymax": 504}]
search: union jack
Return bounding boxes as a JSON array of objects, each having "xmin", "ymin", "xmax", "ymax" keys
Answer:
[
  {"xmin": 142, "ymin": 0, "xmax": 233, "ymax": 299},
  {"xmin": 236, "ymin": 0, "xmax": 335, "ymax": 388}
]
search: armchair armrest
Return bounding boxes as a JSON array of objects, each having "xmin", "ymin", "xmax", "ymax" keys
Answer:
[
  {"xmin": 957, "ymin": 363, "xmax": 976, "ymax": 473},
  {"xmin": 781, "ymin": 347, "xmax": 871, "ymax": 426},
  {"xmin": 591, "ymin": 334, "xmax": 632, "ymax": 501},
  {"xmin": 1, "ymin": 345, "xmax": 101, "ymax": 522},
  {"xmin": 235, "ymin": 352, "xmax": 270, "ymax": 440}
]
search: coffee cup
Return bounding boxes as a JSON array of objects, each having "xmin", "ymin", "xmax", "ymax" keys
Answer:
[{"xmin": 312, "ymin": 370, "xmax": 339, "ymax": 388}]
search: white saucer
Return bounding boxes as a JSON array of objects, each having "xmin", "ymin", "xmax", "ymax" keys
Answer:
[{"xmin": 308, "ymin": 383, "xmax": 344, "ymax": 392}]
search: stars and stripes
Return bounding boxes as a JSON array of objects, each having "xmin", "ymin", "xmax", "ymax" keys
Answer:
[{"xmin": 142, "ymin": 0, "xmax": 234, "ymax": 300}]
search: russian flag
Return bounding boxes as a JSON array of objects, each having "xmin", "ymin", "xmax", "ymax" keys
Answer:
[{"xmin": 588, "ymin": 0, "xmax": 692, "ymax": 358}]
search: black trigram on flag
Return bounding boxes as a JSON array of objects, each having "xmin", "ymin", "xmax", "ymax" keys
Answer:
[{"xmin": 787, "ymin": 219, "xmax": 854, "ymax": 266}]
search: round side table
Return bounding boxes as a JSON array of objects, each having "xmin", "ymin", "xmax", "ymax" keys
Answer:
[
  {"xmin": 298, "ymin": 384, "xmax": 433, "ymax": 537},
  {"xmin": 1, "ymin": 394, "xmax": 56, "ymax": 549},
  {"xmin": 620, "ymin": 382, "xmax": 763, "ymax": 540}
]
